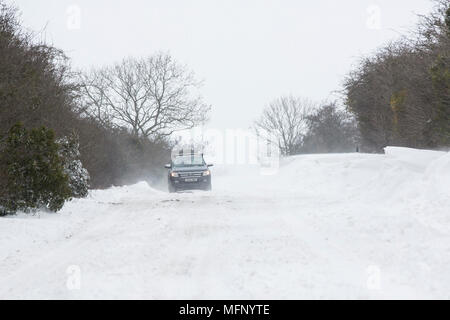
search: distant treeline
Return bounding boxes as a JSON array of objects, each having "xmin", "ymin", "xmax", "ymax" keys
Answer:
[
  {"xmin": 344, "ymin": 0, "xmax": 449, "ymax": 152},
  {"xmin": 255, "ymin": 97, "xmax": 358, "ymax": 156}
]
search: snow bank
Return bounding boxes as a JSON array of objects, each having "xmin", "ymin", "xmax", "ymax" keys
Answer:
[
  {"xmin": 375, "ymin": 147, "xmax": 450, "ymax": 205},
  {"xmin": 81, "ymin": 181, "xmax": 162, "ymax": 205}
]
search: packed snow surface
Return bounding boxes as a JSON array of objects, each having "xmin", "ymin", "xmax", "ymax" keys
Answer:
[{"xmin": 1, "ymin": 147, "xmax": 449, "ymax": 299}]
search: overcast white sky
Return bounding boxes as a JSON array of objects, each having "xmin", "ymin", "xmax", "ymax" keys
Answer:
[{"xmin": 10, "ymin": 0, "xmax": 434, "ymax": 130}]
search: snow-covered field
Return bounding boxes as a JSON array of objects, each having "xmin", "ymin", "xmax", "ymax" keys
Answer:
[{"xmin": 0, "ymin": 147, "xmax": 449, "ymax": 299}]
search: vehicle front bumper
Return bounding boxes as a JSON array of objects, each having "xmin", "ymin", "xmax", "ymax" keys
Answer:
[{"xmin": 169, "ymin": 176, "xmax": 211, "ymax": 189}]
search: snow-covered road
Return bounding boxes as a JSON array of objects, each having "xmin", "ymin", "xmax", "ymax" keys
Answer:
[{"xmin": 1, "ymin": 148, "xmax": 449, "ymax": 299}]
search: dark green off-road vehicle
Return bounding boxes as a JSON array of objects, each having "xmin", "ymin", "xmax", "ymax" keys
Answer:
[{"xmin": 165, "ymin": 154, "xmax": 213, "ymax": 193}]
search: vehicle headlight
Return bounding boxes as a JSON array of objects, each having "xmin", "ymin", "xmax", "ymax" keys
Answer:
[
  {"xmin": 202, "ymin": 170, "xmax": 211, "ymax": 176},
  {"xmin": 171, "ymin": 172, "xmax": 179, "ymax": 178}
]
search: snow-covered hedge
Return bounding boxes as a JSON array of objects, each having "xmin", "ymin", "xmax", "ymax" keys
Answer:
[
  {"xmin": 58, "ymin": 134, "xmax": 90, "ymax": 199},
  {"xmin": 0, "ymin": 124, "xmax": 89, "ymax": 215}
]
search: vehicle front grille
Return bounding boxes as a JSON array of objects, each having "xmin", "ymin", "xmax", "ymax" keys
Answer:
[{"xmin": 179, "ymin": 172, "xmax": 203, "ymax": 178}]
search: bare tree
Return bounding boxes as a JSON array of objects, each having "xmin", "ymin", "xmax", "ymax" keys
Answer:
[
  {"xmin": 80, "ymin": 52, "xmax": 210, "ymax": 139},
  {"xmin": 255, "ymin": 96, "xmax": 315, "ymax": 156}
]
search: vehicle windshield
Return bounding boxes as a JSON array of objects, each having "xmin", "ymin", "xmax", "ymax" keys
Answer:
[{"xmin": 172, "ymin": 155, "xmax": 205, "ymax": 168}]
